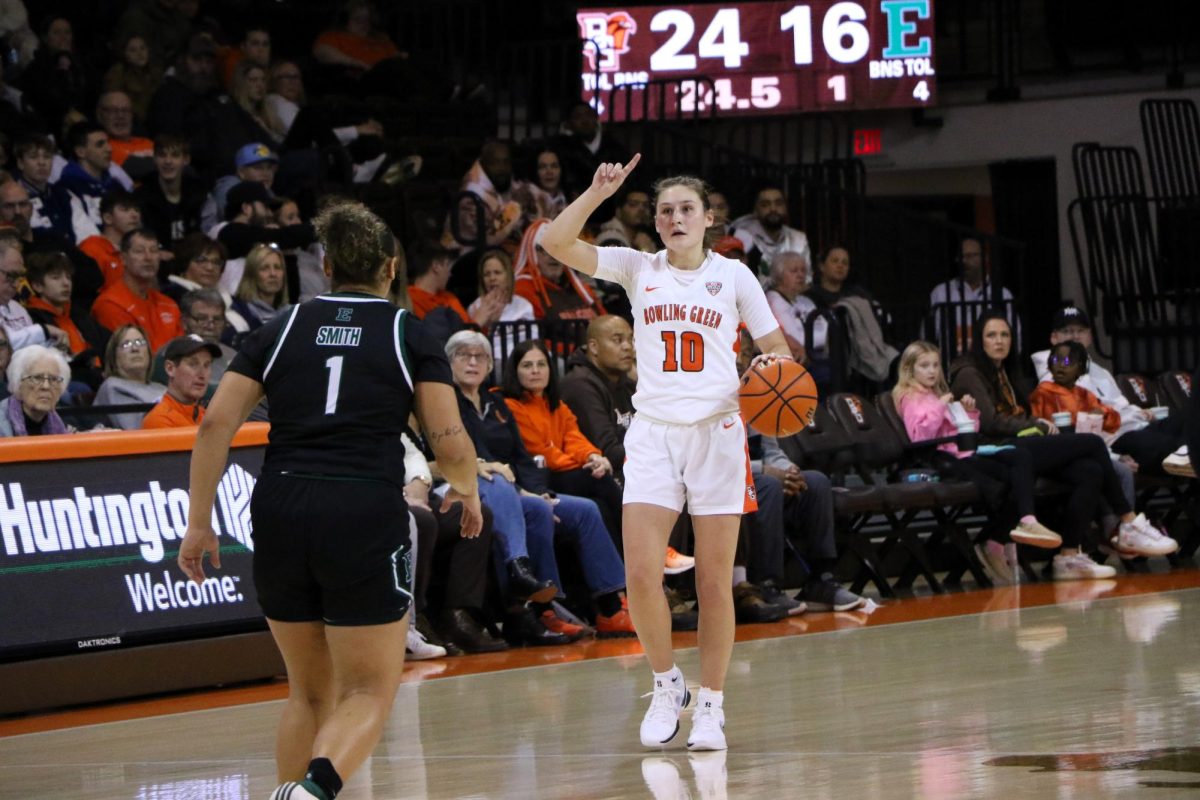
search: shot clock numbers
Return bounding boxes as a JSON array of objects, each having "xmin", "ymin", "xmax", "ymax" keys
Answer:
[{"xmin": 579, "ymin": 1, "xmax": 937, "ymax": 120}]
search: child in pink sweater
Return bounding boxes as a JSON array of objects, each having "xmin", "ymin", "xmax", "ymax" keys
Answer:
[{"xmin": 893, "ymin": 342, "xmax": 1062, "ymax": 574}]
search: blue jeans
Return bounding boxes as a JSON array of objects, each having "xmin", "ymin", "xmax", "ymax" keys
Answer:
[
  {"xmin": 525, "ymin": 493, "xmax": 625, "ymax": 598},
  {"xmin": 477, "ymin": 476, "xmax": 554, "ymax": 594}
]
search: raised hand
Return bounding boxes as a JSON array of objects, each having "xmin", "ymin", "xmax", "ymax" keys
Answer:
[{"xmin": 589, "ymin": 153, "xmax": 642, "ymax": 199}]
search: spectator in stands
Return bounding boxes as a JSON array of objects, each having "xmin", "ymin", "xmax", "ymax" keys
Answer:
[
  {"xmin": 810, "ymin": 244, "xmax": 896, "ymax": 384},
  {"xmin": 103, "ymin": 34, "xmax": 162, "ymax": 124},
  {"xmin": 220, "ymin": 26, "xmax": 271, "ymax": 89},
  {"xmin": 525, "ymin": 146, "xmax": 567, "ymax": 220},
  {"xmin": 464, "ymin": 248, "xmax": 525, "ymax": 331},
  {"xmin": 0, "ymin": 180, "xmax": 34, "ymax": 246},
  {"xmin": 146, "ymin": 32, "xmax": 244, "ymax": 184},
  {"xmin": 265, "ymin": 61, "xmax": 388, "ymax": 184},
  {"xmin": 216, "ymin": 180, "xmax": 313, "ymax": 266},
  {"xmin": 560, "ymin": 315, "xmax": 635, "ymax": 482},
  {"xmin": 271, "ymin": 198, "xmax": 329, "ymax": 302},
  {"xmin": 731, "ymin": 185, "xmax": 809, "ymax": 275},
  {"xmin": 229, "ymin": 61, "xmax": 286, "ymax": 146},
  {"xmin": 447, "ymin": 139, "xmax": 526, "ymax": 255},
  {"xmin": 0, "ymin": 343, "xmax": 71, "ymax": 436},
  {"xmin": 91, "ymin": 228, "xmax": 183, "ymax": 352},
  {"xmin": 0, "ymin": 330, "xmax": 9, "ymax": 399},
  {"xmin": 550, "ymin": 101, "xmax": 630, "ymax": 199},
  {"xmin": 1030, "ymin": 339, "xmax": 1139, "ymax": 508},
  {"xmin": 707, "ymin": 190, "xmax": 731, "ymax": 236},
  {"xmin": 24, "ymin": 251, "xmax": 108, "ymax": 382},
  {"xmin": 17, "ymin": 16, "xmax": 89, "ymax": 133},
  {"xmin": 513, "ymin": 221, "xmax": 605, "ymax": 321},
  {"xmin": 1190, "ymin": 365, "xmax": 1199, "ymax": 477},
  {"xmin": 160, "ymin": 234, "xmax": 250, "ymax": 339},
  {"xmin": 600, "ymin": 187, "xmax": 656, "ymax": 253},
  {"xmin": 929, "ymin": 236, "xmax": 1016, "ymax": 354},
  {"xmin": 312, "ymin": 1, "xmax": 404, "ymax": 76},
  {"xmin": 0, "ymin": 237, "xmax": 67, "ymax": 351},
  {"xmin": 712, "ymin": 234, "xmax": 748, "ymax": 265},
  {"xmin": 12, "ymin": 136, "xmax": 73, "ymax": 247},
  {"xmin": 79, "ymin": 190, "xmax": 142, "ymax": 290},
  {"xmin": 398, "ymin": 430, "xmax": 505, "ymax": 656},
  {"xmin": 1030, "ymin": 341, "xmax": 1123, "ymax": 436},
  {"xmin": 1031, "ymin": 306, "xmax": 1186, "ymax": 475},
  {"xmin": 136, "ymin": 135, "xmax": 206, "ymax": 257},
  {"xmin": 894, "ymin": 339, "xmax": 1064, "ymax": 583},
  {"xmin": 764, "ymin": 250, "xmax": 824, "ymax": 363},
  {"xmin": 116, "ymin": 0, "xmax": 192, "ymax": 68},
  {"xmin": 232, "ymin": 242, "xmax": 290, "ymax": 329},
  {"xmin": 150, "ymin": 289, "xmax": 235, "ymax": 396},
  {"xmin": 141, "ymin": 334, "xmax": 217, "ymax": 428},
  {"xmin": 807, "ymin": 245, "xmax": 870, "ymax": 309},
  {"xmin": 447, "ymin": 329, "xmax": 635, "ymax": 640},
  {"xmin": 735, "ymin": 332, "xmax": 864, "ymax": 613},
  {"xmin": 501, "ymin": 338, "xmax": 625, "ymax": 552},
  {"xmin": 949, "ymin": 312, "xmax": 1177, "ymax": 579},
  {"xmin": 201, "ymin": 143, "xmax": 278, "ymax": 236},
  {"xmin": 406, "ymin": 243, "xmax": 471, "ymax": 326},
  {"xmin": 96, "ymin": 91, "xmax": 155, "ymax": 180},
  {"xmin": 93, "ymin": 323, "xmax": 165, "ymax": 429},
  {"xmin": 58, "ymin": 122, "xmax": 126, "ymax": 239}
]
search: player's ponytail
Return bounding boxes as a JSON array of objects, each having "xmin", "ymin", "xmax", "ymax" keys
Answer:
[{"xmin": 313, "ymin": 201, "xmax": 396, "ymax": 288}]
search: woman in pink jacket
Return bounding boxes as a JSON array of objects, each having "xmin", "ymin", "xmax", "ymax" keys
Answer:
[{"xmin": 893, "ymin": 341, "xmax": 1062, "ymax": 580}]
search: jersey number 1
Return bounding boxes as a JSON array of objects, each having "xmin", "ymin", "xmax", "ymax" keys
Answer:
[
  {"xmin": 324, "ymin": 355, "xmax": 343, "ymax": 414},
  {"xmin": 660, "ymin": 330, "xmax": 704, "ymax": 372}
]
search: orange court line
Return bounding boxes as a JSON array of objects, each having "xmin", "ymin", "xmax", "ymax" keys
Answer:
[{"xmin": 1, "ymin": 568, "xmax": 1196, "ymax": 738}]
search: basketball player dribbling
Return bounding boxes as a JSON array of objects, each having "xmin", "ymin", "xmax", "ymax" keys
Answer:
[{"xmin": 542, "ymin": 154, "xmax": 790, "ymax": 750}]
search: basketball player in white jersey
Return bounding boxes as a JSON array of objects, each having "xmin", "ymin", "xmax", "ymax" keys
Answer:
[{"xmin": 542, "ymin": 154, "xmax": 790, "ymax": 750}]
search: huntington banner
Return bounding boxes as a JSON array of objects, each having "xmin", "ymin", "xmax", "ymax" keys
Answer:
[{"xmin": 0, "ymin": 446, "xmax": 265, "ymax": 662}]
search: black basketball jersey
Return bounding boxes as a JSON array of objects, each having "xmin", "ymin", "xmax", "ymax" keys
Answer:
[{"xmin": 228, "ymin": 292, "xmax": 452, "ymax": 486}]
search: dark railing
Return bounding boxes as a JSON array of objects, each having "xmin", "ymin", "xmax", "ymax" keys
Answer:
[{"xmin": 489, "ymin": 319, "xmax": 590, "ymax": 380}]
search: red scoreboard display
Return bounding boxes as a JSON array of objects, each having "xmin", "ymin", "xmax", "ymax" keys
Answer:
[{"xmin": 578, "ymin": 1, "xmax": 936, "ymax": 120}]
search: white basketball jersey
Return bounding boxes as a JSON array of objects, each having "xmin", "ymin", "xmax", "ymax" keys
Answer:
[{"xmin": 595, "ymin": 247, "xmax": 779, "ymax": 425}]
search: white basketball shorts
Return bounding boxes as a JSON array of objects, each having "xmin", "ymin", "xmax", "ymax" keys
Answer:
[{"xmin": 622, "ymin": 412, "xmax": 757, "ymax": 516}]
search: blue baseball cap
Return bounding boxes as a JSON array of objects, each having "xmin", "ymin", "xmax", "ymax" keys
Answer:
[{"xmin": 235, "ymin": 143, "xmax": 278, "ymax": 169}]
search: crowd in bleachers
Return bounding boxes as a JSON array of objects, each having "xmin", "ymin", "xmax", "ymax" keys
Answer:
[{"xmin": 0, "ymin": 0, "xmax": 1195, "ymax": 663}]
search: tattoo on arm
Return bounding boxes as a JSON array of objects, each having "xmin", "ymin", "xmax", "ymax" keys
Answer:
[{"xmin": 427, "ymin": 424, "xmax": 464, "ymax": 446}]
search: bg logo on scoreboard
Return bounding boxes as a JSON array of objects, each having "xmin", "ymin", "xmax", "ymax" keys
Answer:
[{"xmin": 579, "ymin": 10, "xmax": 637, "ymax": 72}]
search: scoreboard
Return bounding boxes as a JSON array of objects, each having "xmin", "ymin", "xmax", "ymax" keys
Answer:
[{"xmin": 578, "ymin": 1, "xmax": 937, "ymax": 119}]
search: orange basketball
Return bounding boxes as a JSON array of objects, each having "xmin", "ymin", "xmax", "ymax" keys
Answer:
[{"xmin": 739, "ymin": 359, "xmax": 819, "ymax": 437}]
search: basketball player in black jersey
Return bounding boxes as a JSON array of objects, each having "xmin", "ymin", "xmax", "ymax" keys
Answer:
[{"xmin": 178, "ymin": 203, "xmax": 482, "ymax": 800}]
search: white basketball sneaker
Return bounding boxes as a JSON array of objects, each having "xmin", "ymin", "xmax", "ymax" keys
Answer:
[
  {"xmin": 687, "ymin": 690, "xmax": 727, "ymax": 751},
  {"xmin": 268, "ymin": 780, "xmax": 326, "ymax": 800},
  {"xmin": 640, "ymin": 670, "xmax": 691, "ymax": 747}
]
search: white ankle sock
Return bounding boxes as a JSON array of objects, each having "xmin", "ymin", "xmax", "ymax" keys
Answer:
[
  {"xmin": 731, "ymin": 566, "xmax": 747, "ymax": 585},
  {"xmin": 696, "ymin": 687, "xmax": 723, "ymax": 709},
  {"xmin": 654, "ymin": 665, "xmax": 683, "ymax": 684}
]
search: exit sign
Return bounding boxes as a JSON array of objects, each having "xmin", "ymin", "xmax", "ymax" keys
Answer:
[{"xmin": 854, "ymin": 128, "xmax": 883, "ymax": 155}]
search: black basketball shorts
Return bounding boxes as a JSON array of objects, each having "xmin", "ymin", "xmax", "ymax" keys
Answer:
[{"xmin": 250, "ymin": 472, "xmax": 413, "ymax": 626}]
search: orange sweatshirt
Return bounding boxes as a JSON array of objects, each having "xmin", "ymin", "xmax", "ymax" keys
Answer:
[
  {"xmin": 1029, "ymin": 381, "xmax": 1121, "ymax": 433},
  {"xmin": 407, "ymin": 286, "xmax": 471, "ymax": 323},
  {"xmin": 25, "ymin": 296, "xmax": 86, "ymax": 354},
  {"xmin": 503, "ymin": 391, "xmax": 601, "ymax": 471},
  {"xmin": 142, "ymin": 393, "xmax": 206, "ymax": 429}
]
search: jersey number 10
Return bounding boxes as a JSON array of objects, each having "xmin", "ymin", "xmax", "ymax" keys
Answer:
[{"xmin": 661, "ymin": 330, "xmax": 705, "ymax": 372}]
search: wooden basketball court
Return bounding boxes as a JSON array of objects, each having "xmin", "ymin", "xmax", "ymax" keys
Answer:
[{"xmin": 2, "ymin": 570, "xmax": 1197, "ymax": 799}]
